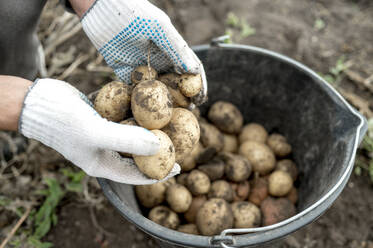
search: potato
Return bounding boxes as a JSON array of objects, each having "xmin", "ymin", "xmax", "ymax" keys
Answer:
[
  {"xmin": 208, "ymin": 180, "xmax": 234, "ymax": 202},
  {"xmin": 187, "ymin": 170, "xmax": 211, "ymax": 195},
  {"xmin": 231, "ymin": 201, "xmax": 261, "ymax": 228},
  {"xmin": 120, "ymin": 118, "xmax": 137, "ymax": 126},
  {"xmin": 163, "ymin": 177, "xmax": 176, "ymax": 188},
  {"xmin": 119, "ymin": 118, "xmax": 138, "ymax": 157},
  {"xmin": 133, "ymin": 130, "xmax": 175, "ymax": 180},
  {"xmin": 221, "ymin": 153, "xmax": 252, "ymax": 182},
  {"xmin": 191, "ymin": 107, "xmax": 201, "ymax": 119},
  {"xmin": 231, "ymin": 181, "xmax": 250, "ymax": 201},
  {"xmin": 286, "ymin": 187, "xmax": 298, "ymax": 204},
  {"xmin": 181, "ymin": 143, "xmax": 203, "ymax": 172},
  {"xmin": 131, "ymin": 80, "xmax": 173, "ymax": 129},
  {"xmin": 222, "ymin": 133, "xmax": 238, "ymax": 153},
  {"xmin": 178, "ymin": 74, "xmax": 202, "ymax": 97},
  {"xmin": 260, "ymin": 197, "xmax": 296, "ymax": 226},
  {"xmin": 268, "ymin": 171, "xmax": 293, "ymax": 197},
  {"xmin": 276, "ymin": 159, "xmax": 298, "ymax": 181},
  {"xmin": 184, "ymin": 195, "xmax": 207, "ymax": 223},
  {"xmin": 148, "ymin": 206, "xmax": 180, "ymax": 229},
  {"xmin": 199, "ymin": 121, "xmax": 224, "ymax": 151},
  {"xmin": 94, "ymin": 81, "xmax": 131, "ymax": 122},
  {"xmin": 207, "ymin": 101, "xmax": 243, "ymax": 134},
  {"xmin": 135, "ymin": 181, "xmax": 167, "ymax": 208},
  {"xmin": 176, "ymin": 173, "xmax": 189, "ymax": 186},
  {"xmin": 196, "ymin": 198, "xmax": 234, "ymax": 236},
  {"xmin": 239, "ymin": 141, "xmax": 276, "ymax": 175},
  {"xmin": 248, "ymin": 177, "xmax": 268, "ymax": 206},
  {"xmin": 166, "ymin": 184, "xmax": 192, "ymax": 213},
  {"xmin": 159, "ymin": 73, "xmax": 190, "ymax": 108},
  {"xmin": 267, "ymin": 134, "xmax": 292, "ymax": 157},
  {"xmin": 198, "ymin": 158, "xmax": 225, "ymax": 181},
  {"xmin": 177, "ymin": 224, "xmax": 199, "ymax": 235},
  {"xmin": 196, "ymin": 146, "xmax": 217, "ymax": 164},
  {"xmin": 162, "ymin": 108, "xmax": 200, "ymax": 163},
  {"xmin": 131, "ymin": 65, "xmax": 157, "ymax": 84},
  {"xmin": 239, "ymin": 123, "xmax": 268, "ymax": 144}
]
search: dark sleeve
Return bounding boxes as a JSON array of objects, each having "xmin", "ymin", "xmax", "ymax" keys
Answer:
[{"xmin": 59, "ymin": 0, "xmax": 75, "ymax": 14}]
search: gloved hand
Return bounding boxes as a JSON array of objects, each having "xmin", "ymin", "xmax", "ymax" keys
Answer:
[
  {"xmin": 19, "ymin": 78, "xmax": 180, "ymax": 184},
  {"xmin": 81, "ymin": 0, "xmax": 207, "ymax": 105}
]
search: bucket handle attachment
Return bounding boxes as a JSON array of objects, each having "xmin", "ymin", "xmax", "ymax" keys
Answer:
[
  {"xmin": 211, "ymin": 226, "xmax": 277, "ymax": 247},
  {"xmin": 210, "ymin": 35, "xmax": 230, "ymax": 47}
]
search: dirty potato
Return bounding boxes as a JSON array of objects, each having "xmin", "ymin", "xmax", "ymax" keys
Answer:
[
  {"xmin": 198, "ymin": 158, "xmax": 225, "ymax": 181},
  {"xmin": 276, "ymin": 159, "xmax": 298, "ymax": 181},
  {"xmin": 133, "ymin": 130, "xmax": 175, "ymax": 180},
  {"xmin": 166, "ymin": 184, "xmax": 193, "ymax": 213},
  {"xmin": 231, "ymin": 201, "xmax": 261, "ymax": 228},
  {"xmin": 208, "ymin": 101, "xmax": 243, "ymax": 134},
  {"xmin": 248, "ymin": 177, "xmax": 268, "ymax": 206},
  {"xmin": 267, "ymin": 133, "xmax": 292, "ymax": 157},
  {"xmin": 186, "ymin": 170, "xmax": 211, "ymax": 196},
  {"xmin": 184, "ymin": 195, "xmax": 207, "ymax": 223},
  {"xmin": 260, "ymin": 197, "xmax": 296, "ymax": 226},
  {"xmin": 131, "ymin": 80, "xmax": 173, "ymax": 129},
  {"xmin": 159, "ymin": 73, "xmax": 190, "ymax": 108},
  {"xmin": 181, "ymin": 143, "xmax": 203, "ymax": 172},
  {"xmin": 222, "ymin": 153, "xmax": 252, "ymax": 182},
  {"xmin": 239, "ymin": 123, "xmax": 268, "ymax": 144},
  {"xmin": 231, "ymin": 181, "xmax": 250, "ymax": 202},
  {"xmin": 239, "ymin": 141, "xmax": 276, "ymax": 175},
  {"xmin": 222, "ymin": 133, "xmax": 238, "ymax": 153},
  {"xmin": 199, "ymin": 120, "xmax": 224, "ymax": 151},
  {"xmin": 131, "ymin": 65, "xmax": 157, "ymax": 85},
  {"xmin": 178, "ymin": 74, "xmax": 202, "ymax": 97},
  {"xmin": 196, "ymin": 198, "xmax": 234, "ymax": 236},
  {"xmin": 148, "ymin": 206, "xmax": 180, "ymax": 229},
  {"xmin": 94, "ymin": 81, "xmax": 131, "ymax": 122},
  {"xmin": 208, "ymin": 180, "xmax": 234, "ymax": 202},
  {"xmin": 268, "ymin": 171, "xmax": 293, "ymax": 197},
  {"xmin": 162, "ymin": 108, "xmax": 200, "ymax": 163}
]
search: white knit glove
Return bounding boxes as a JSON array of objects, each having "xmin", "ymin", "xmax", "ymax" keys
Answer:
[
  {"xmin": 19, "ymin": 79, "xmax": 180, "ymax": 185},
  {"xmin": 81, "ymin": 0, "xmax": 207, "ymax": 105}
]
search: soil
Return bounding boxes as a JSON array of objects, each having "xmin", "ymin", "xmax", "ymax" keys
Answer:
[{"xmin": 1, "ymin": 0, "xmax": 373, "ymax": 247}]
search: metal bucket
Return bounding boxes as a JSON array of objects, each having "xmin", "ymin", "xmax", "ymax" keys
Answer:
[{"xmin": 97, "ymin": 42, "xmax": 367, "ymax": 248}]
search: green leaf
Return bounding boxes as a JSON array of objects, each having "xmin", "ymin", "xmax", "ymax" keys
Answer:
[
  {"xmin": 52, "ymin": 213, "xmax": 58, "ymax": 226},
  {"xmin": 240, "ymin": 22, "xmax": 256, "ymax": 38},
  {"xmin": 66, "ymin": 182, "xmax": 83, "ymax": 193},
  {"xmin": 28, "ymin": 236, "xmax": 54, "ymax": 248},
  {"xmin": 226, "ymin": 12, "xmax": 240, "ymax": 27},
  {"xmin": 314, "ymin": 18, "xmax": 325, "ymax": 30},
  {"xmin": 0, "ymin": 195, "xmax": 11, "ymax": 206},
  {"xmin": 354, "ymin": 165, "xmax": 362, "ymax": 176}
]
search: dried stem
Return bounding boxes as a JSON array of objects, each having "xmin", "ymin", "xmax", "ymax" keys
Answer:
[{"xmin": 0, "ymin": 207, "xmax": 31, "ymax": 248}]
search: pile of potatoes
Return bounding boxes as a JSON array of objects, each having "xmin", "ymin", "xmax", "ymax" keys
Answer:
[
  {"xmin": 136, "ymin": 101, "xmax": 299, "ymax": 236},
  {"xmin": 93, "ymin": 65, "xmax": 202, "ymax": 180}
]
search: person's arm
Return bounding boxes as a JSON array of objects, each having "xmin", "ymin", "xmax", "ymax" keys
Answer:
[
  {"xmin": 0, "ymin": 76, "xmax": 32, "ymax": 131},
  {"xmin": 68, "ymin": 0, "xmax": 95, "ymax": 18}
]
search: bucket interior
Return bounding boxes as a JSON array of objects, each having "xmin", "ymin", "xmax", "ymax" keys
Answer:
[{"xmin": 100, "ymin": 45, "xmax": 362, "ymax": 246}]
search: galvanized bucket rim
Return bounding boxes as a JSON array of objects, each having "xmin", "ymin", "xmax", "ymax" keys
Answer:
[{"xmin": 97, "ymin": 43, "xmax": 367, "ymax": 248}]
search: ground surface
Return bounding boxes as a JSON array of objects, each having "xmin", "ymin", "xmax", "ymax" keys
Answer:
[{"xmin": 1, "ymin": 0, "xmax": 373, "ymax": 247}]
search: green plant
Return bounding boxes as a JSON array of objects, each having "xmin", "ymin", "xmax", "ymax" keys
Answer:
[
  {"xmin": 225, "ymin": 12, "xmax": 255, "ymax": 42},
  {"xmin": 60, "ymin": 168, "xmax": 86, "ymax": 193},
  {"xmin": 26, "ymin": 178, "xmax": 65, "ymax": 247},
  {"xmin": 320, "ymin": 56, "xmax": 350, "ymax": 86},
  {"xmin": 314, "ymin": 18, "xmax": 325, "ymax": 31}
]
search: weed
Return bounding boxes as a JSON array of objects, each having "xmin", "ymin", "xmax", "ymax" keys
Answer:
[
  {"xmin": 314, "ymin": 18, "xmax": 325, "ymax": 30},
  {"xmin": 225, "ymin": 12, "xmax": 255, "ymax": 42}
]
